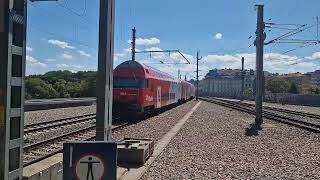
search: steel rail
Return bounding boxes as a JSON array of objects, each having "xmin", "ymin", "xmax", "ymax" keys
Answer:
[
  {"xmin": 23, "ymin": 123, "xmax": 128, "ymax": 167},
  {"xmin": 212, "ymin": 97, "xmax": 320, "ymax": 120},
  {"xmin": 200, "ymin": 97, "xmax": 320, "ymax": 133},
  {"xmin": 24, "ymin": 114, "xmax": 96, "ymax": 133},
  {"xmin": 25, "ymin": 113, "xmax": 96, "ymax": 128}
]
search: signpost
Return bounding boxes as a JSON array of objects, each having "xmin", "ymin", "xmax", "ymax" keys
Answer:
[{"xmin": 63, "ymin": 142, "xmax": 117, "ymax": 180}]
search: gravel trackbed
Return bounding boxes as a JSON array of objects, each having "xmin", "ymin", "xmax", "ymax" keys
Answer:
[{"xmin": 141, "ymin": 101, "xmax": 320, "ymax": 179}]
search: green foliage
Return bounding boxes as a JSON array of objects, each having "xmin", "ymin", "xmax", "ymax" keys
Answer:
[
  {"xmin": 266, "ymin": 77, "xmax": 290, "ymax": 94},
  {"xmin": 26, "ymin": 78, "xmax": 58, "ymax": 99},
  {"xmin": 26, "ymin": 71, "xmax": 97, "ymax": 99},
  {"xmin": 243, "ymin": 88, "xmax": 253, "ymax": 97},
  {"xmin": 311, "ymin": 86, "xmax": 320, "ymax": 94},
  {"xmin": 289, "ymin": 82, "xmax": 299, "ymax": 94}
]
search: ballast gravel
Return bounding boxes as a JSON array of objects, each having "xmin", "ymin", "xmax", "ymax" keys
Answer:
[
  {"xmin": 112, "ymin": 100, "xmax": 198, "ymax": 142},
  {"xmin": 25, "ymin": 105, "xmax": 96, "ymax": 125},
  {"xmin": 219, "ymin": 97, "xmax": 320, "ymax": 115},
  {"xmin": 141, "ymin": 101, "xmax": 320, "ymax": 179}
]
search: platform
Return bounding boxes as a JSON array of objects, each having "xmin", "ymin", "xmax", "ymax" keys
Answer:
[
  {"xmin": 23, "ymin": 100, "xmax": 320, "ymax": 179},
  {"xmin": 141, "ymin": 101, "xmax": 320, "ymax": 179}
]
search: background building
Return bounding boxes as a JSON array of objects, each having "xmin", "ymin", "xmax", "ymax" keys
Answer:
[
  {"xmin": 199, "ymin": 69, "xmax": 256, "ymax": 98},
  {"xmin": 306, "ymin": 70, "xmax": 320, "ymax": 86}
]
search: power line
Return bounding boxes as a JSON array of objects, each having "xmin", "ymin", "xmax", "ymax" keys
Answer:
[
  {"xmin": 265, "ymin": 23, "xmax": 305, "ymax": 26},
  {"xmin": 29, "ymin": 25, "xmax": 97, "ymax": 52},
  {"xmin": 282, "ymin": 43, "xmax": 316, "ymax": 54},
  {"xmin": 55, "ymin": 0, "xmax": 92, "ymax": 23},
  {"xmin": 28, "ymin": 2, "xmax": 98, "ymax": 32},
  {"xmin": 29, "ymin": 0, "xmax": 97, "ymax": 27}
]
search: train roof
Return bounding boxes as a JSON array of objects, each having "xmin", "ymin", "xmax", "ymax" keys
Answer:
[{"xmin": 114, "ymin": 60, "xmax": 180, "ymax": 82}]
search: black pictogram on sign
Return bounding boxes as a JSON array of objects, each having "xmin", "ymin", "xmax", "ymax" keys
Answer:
[{"xmin": 75, "ymin": 155, "xmax": 105, "ymax": 180}]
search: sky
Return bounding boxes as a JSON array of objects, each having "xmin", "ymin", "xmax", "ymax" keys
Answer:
[{"xmin": 26, "ymin": 0, "xmax": 320, "ymax": 79}]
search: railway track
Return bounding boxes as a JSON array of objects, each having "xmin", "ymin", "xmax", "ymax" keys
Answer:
[
  {"xmin": 23, "ymin": 100, "xmax": 191, "ymax": 167},
  {"xmin": 23, "ymin": 122, "xmax": 127, "ymax": 167},
  {"xmin": 199, "ymin": 97, "xmax": 320, "ymax": 133},
  {"xmin": 214, "ymin": 98, "xmax": 320, "ymax": 120},
  {"xmin": 24, "ymin": 114, "xmax": 96, "ymax": 134}
]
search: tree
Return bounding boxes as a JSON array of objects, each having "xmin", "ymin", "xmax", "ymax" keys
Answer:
[
  {"xmin": 243, "ymin": 88, "xmax": 253, "ymax": 97},
  {"xmin": 81, "ymin": 74, "xmax": 97, "ymax": 97},
  {"xmin": 266, "ymin": 77, "xmax": 291, "ymax": 102},
  {"xmin": 311, "ymin": 86, "xmax": 320, "ymax": 94},
  {"xmin": 26, "ymin": 78, "xmax": 58, "ymax": 99},
  {"xmin": 53, "ymin": 79, "xmax": 70, "ymax": 98},
  {"xmin": 266, "ymin": 77, "xmax": 290, "ymax": 94},
  {"xmin": 26, "ymin": 71, "xmax": 98, "ymax": 99},
  {"xmin": 289, "ymin": 82, "xmax": 299, "ymax": 94},
  {"xmin": 66, "ymin": 81, "xmax": 82, "ymax": 97}
]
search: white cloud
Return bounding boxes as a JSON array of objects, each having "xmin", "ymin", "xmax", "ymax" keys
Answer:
[
  {"xmin": 204, "ymin": 54, "xmax": 239, "ymax": 63},
  {"xmin": 115, "ymin": 53, "xmax": 126, "ymax": 57},
  {"xmin": 26, "ymin": 55, "xmax": 47, "ymax": 69},
  {"xmin": 48, "ymin": 39, "xmax": 75, "ymax": 49},
  {"xmin": 114, "ymin": 53, "xmax": 126, "ymax": 61},
  {"xmin": 78, "ymin": 50, "xmax": 91, "ymax": 57},
  {"xmin": 170, "ymin": 52, "xmax": 194, "ymax": 64},
  {"xmin": 56, "ymin": 64, "xmax": 69, "ymax": 69},
  {"xmin": 62, "ymin": 52, "xmax": 73, "ymax": 60},
  {"xmin": 306, "ymin": 52, "xmax": 320, "ymax": 60},
  {"xmin": 26, "ymin": 46, "xmax": 33, "ymax": 52},
  {"xmin": 128, "ymin": 37, "xmax": 160, "ymax": 46},
  {"xmin": 26, "ymin": 55, "xmax": 38, "ymax": 63},
  {"xmin": 124, "ymin": 48, "xmax": 141, "ymax": 53},
  {"xmin": 30, "ymin": 62, "xmax": 47, "ymax": 68},
  {"xmin": 146, "ymin": 47, "xmax": 164, "ymax": 59},
  {"xmin": 146, "ymin": 47, "xmax": 162, "ymax": 51},
  {"xmin": 202, "ymin": 52, "xmax": 319, "ymax": 74},
  {"xmin": 214, "ymin": 33, "xmax": 223, "ymax": 40},
  {"xmin": 55, "ymin": 64, "xmax": 85, "ymax": 71},
  {"xmin": 45, "ymin": 58, "xmax": 56, "ymax": 62},
  {"xmin": 73, "ymin": 65, "xmax": 85, "ymax": 69}
]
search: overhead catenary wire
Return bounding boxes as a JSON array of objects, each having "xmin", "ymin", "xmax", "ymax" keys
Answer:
[
  {"xmin": 282, "ymin": 42, "xmax": 317, "ymax": 54},
  {"xmin": 266, "ymin": 22, "xmax": 320, "ymax": 45},
  {"xmin": 136, "ymin": 50, "xmax": 191, "ymax": 64},
  {"xmin": 29, "ymin": 25, "xmax": 97, "ymax": 52},
  {"xmin": 56, "ymin": 0, "xmax": 90, "ymax": 21},
  {"xmin": 28, "ymin": 2, "xmax": 98, "ymax": 33}
]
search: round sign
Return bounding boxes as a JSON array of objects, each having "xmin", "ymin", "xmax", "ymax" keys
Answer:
[{"xmin": 74, "ymin": 154, "xmax": 105, "ymax": 180}]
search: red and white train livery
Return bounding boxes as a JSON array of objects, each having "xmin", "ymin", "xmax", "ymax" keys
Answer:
[{"xmin": 113, "ymin": 60, "xmax": 195, "ymax": 113}]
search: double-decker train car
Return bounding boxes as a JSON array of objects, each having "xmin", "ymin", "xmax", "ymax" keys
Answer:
[{"xmin": 113, "ymin": 60, "xmax": 195, "ymax": 114}]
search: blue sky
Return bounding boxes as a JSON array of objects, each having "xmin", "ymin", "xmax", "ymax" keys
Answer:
[{"xmin": 26, "ymin": 0, "xmax": 320, "ymax": 79}]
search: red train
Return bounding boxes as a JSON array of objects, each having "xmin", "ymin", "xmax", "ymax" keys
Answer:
[{"xmin": 113, "ymin": 60, "xmax": 195, "ymax": 114}]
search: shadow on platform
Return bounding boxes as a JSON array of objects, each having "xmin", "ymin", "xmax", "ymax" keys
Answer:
[
  {"xmin": 118, "ymin": 162, "xmax": 144, "ymax": 171},
  {"xmin": 245, "ymin": 122, "xmax": 263, "ymax": 136}
]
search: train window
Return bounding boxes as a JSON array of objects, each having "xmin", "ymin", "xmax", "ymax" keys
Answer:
[{"xmin": 113, "ymin": 77, "xmax": 146, "ymax": 88}]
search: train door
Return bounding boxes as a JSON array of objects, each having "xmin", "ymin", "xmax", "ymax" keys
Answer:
[{"xmin": 157, "ymin": 86, "xmax": 161, "ymax": 108}]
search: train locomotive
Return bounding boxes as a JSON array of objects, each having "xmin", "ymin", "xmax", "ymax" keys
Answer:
[{"xmin": 113, "ymin": 60, "xmax": 195, "ymax": 114}]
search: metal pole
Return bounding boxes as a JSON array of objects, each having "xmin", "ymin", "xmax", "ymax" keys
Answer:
[
  {"xmin": 196, "ymin": 51, "xmax": 202, "ymax": 100},
  {"xmin": 255, "ymin": 5, "xmax": 264, "ymax": 126},
  {"xmin": 241, "ymin": 57, "xmax": 245, "ymax": 101},
  {"xmin": 1, "ymin": 0, "xmax": 27, "ymax": 179},
  {"xmin": 196, "ymin": 51, "xmax": 199, "ymax": 100},
  {"xmin": 132, "ymin": 27, "xmax": 136, "ymax": 61},
  {"xmin": 96, "ymin": 0, "xmax": 115, "ymax": 141}
]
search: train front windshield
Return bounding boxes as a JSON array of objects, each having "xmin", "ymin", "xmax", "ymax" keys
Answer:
[{"xmin": 113, "ymin": 77, "xmax": 146, "ymax": 88}]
